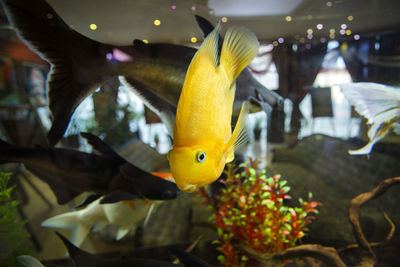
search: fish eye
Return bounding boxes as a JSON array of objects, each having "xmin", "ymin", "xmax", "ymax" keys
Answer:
[{"xmin": 196, "ymin": 151, "xmax": 206, "ymax": 163}]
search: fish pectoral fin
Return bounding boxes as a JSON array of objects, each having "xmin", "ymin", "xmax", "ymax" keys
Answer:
[
  {"xmin": 220, "ymin": 26, "xmax": 259, "ymax": 83},
  {"xmin": 225, "ymin": 152, "xmax": 234, "ymax": 163},
  {"xmin": 121, "ymin": 77, "xmax": 176, "ymax": 137},
  {"xmin": 225, "ymin": 102, "xmax": 249, "ymax": 158}
]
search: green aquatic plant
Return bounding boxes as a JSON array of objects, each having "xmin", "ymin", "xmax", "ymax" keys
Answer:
[
  {"xmin": 200, "ymin": 160, "xmax": 321, "ymax": 266},
  {"xmin": 0, "ymin": 172, "xmax": 30, "ymax": 266}
]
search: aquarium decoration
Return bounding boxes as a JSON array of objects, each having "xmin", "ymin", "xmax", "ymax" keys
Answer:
[
  {"xmin": 200, "ymin": 160, "xmax": 321, "ymax": 266},
  {"xmin": 0, "ymin": 172, "xmax": 30, "ymax": 266}
]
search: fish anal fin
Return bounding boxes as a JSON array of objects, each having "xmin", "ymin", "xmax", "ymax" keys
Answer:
[{"xmin": 225, "ymin": 152, "xmax": 234, "ymax": 163}]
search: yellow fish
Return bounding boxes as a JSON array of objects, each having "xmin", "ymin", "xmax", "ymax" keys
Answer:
[{"xmin": 168, "ymin": 23, "xmax": 259, "ymax": 192}]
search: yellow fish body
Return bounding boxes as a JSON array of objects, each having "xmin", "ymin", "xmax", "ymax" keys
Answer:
[{"xmin": 168, "ymin": 23, "xmax": 259, "ymax": 192}]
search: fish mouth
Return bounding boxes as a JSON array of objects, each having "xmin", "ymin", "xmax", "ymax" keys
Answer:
[{"xmin": 178, "ymin": 183, "xmax": 197, "ymax": 193}]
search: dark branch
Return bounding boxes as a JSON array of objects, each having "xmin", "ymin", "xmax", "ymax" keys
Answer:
[
  {"xmin": 237, "ymin": 243, "xmax": 347, "ymax": 267},
  {"xmin": 338, "ymin": 212, "xmax": 395, "ymax": 253},
  {"xmin": 348, "ymin": 176, "xmax": 400, "ymax": 258}
]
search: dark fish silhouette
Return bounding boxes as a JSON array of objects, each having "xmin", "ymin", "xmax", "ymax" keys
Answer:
[
  {"xmin": 0, "ymin": 132, "xmax": 179, "ymax": 205},
  {"xmin": 55, "ymin": 232, "xmax": 213, "ymax": 267},
  {"xmin": 0, "ymin": 0, "xmax": 282, "ymax": 146}
]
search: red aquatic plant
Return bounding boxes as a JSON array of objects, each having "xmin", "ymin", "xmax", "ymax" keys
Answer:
[{"xmin": 199, "ymin": 160, "xmax": 321, "ymax": 266}]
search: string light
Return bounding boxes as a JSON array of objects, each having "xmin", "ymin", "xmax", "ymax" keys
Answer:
[
  {"xmin": 142, "ymin": 39, "xmax": 149, "ymax": 44},
  {"xmin": 347, "ymin": 15, "xmax": 354, "ymax": 21},
  {"xmin": 278, "ymin": 37, "xmax": 284, "ymax": 43},
  {"xmin": 326, "ymin": 1, "xmax": 332, "ymax": 7},
  {"xmin": 341, "ymin": 24, "xmax": 347, "ymax": 29},
  {"xmin": 316, "ymin": 24, "xmax": 323, "ymax": 30},
  {"xmin": 346, "ymin": 30, "xmax": 352, "ymax": 35},
  {"xmin": 285, "ymin": 16, "xmax": 292, "ymax": 22},
  {"xmin": 307, "ymin": 28, "xmax": 313, "ymax": 35},
  {"xmin": 171, "ymin": 5, "xmax": 176, "ymax": 9},
  {"xmin": 354, "ymin": 34, "xmax": 360, "ymax": 40},
  {"xmin": 190, "ymin": 37, "xmax": 197, "ymax": 43},
  {"xmin": 221, "ymin": 17, "xmax": 228, "ymax": 23},
  {"xmin": 154, "ymin": 19, "xmax": 161, "ymax": 26}
]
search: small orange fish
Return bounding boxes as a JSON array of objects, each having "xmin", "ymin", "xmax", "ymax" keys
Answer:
[{"xmin": 168, "ymin": 23, "xmax": 259, "ymax": 192}]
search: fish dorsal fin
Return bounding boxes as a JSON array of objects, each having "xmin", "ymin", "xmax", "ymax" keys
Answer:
[
  {"xmin": 225, "ymin": 102, "xmax": 249, "ymax": 163},
  {"xmin": 219, "ymin": 26, "xmax": 259, "ymax": 83}
]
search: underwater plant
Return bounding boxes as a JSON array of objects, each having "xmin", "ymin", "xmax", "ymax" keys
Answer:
[
  {"xmin": 200, "ymin": 160, "xmax": 320, "ymax": 266},
  {"xmin": 0, "ymin": 172, "xmax": 30, "ymax": 266}
]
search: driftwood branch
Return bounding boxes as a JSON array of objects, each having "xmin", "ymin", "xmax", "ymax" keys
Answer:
[
  {"xmin": 348, "ymin": 176, "xmax": 400, "ymax": 258},
  {"xmin": 237, "ymin": 243, "xmax": 347, "ymax": 267},
  {"xmin": 338, "ymin": 212, "xmax": 395, "ymax": 253}
]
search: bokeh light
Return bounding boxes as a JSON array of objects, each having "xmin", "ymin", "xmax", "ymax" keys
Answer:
[
  {"xmin": 154, "ymin": 19, "xmax": 161, "ymax": 26},
  {"xmin": 142, "ymin": 39, "xmax": 149, "ymax": 44},
  {"xmin": 346, "ymin": 30, "xmax": 352, "ymax": 35},
  {"xmin": 285, "ymin": 16, "xmax": 292, "ymax": 22},
  {"xmin": 278, "ymin": 37, "xmax": 284, "ymax": 43},
  {"xmin": 354, "ymin": 34, "xmax": 360, "ymax": 40},
  {"xmin": 317, "ymin": 24, "xmax": 323, "ymax": 30},
  {"xmin": 221, "ymin": 17, "xmax": 228, "ymax": 23},
  {"xmin": 341, "ymin": 24, "xmax": 347, "ymax": 29},
  {"xmin": 89, "ymin": 24, "xmax": 97, "ymax": 30},
  {"xmin": 347, "ymin": 15, "xmax": 354, "ymax": 21},
  {"xmin": 307, "ymin": 28, "xmax": 313, "ymax": 34},
  {"xmin": 190, "ymin": 37, "xmax": 197, "ymax": 43}
]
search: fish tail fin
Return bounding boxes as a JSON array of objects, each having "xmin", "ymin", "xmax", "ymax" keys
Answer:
[
  {"xmin": 225, "ymin": 102, "xmax": 249, "ymax": 163},
  {"xmin": 41, "ymin": 210, "xmax": 90, "ymax": 247},
  {"xmin": 220, "ymin": 26, "xmax": 259, "ymax": 83},
  {"xmin": 1, "ymin": 0, "xmax": 112, "ymax": 146}
]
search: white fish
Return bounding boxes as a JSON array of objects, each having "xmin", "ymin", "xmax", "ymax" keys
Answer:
[
  {"xmin": 340, "ymin": 82, "xmax": 400, "ymax": 155},
  {"xmin": 41, "ymin": 197, "xmax": 161, "ymax": 247}
]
